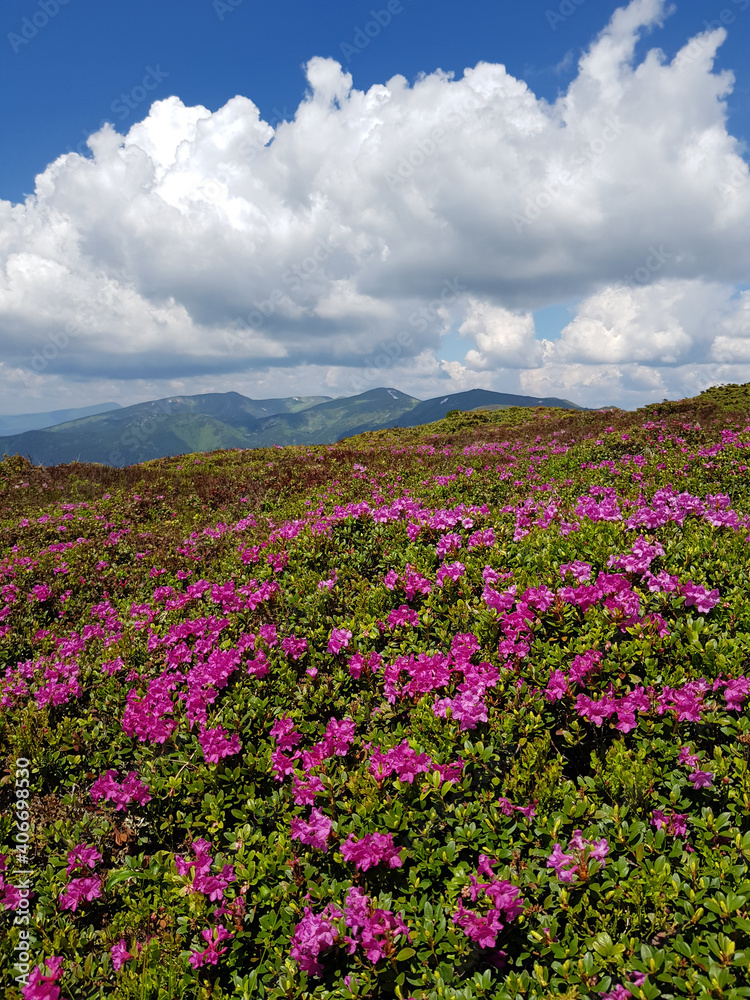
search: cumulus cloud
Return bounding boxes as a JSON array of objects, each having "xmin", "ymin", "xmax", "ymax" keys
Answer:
[
  {"xmin": 1, "ymin": 0, "xmax": 750, "ymax": 412},
  {"xmin": 459, "ymin": 299, "xmax": 542, "ymax": 369}
]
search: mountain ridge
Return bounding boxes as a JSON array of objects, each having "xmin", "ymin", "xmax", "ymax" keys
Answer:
[{"xmin": 0, "ymin": 387, "xmax": 588, "ymax": 468}]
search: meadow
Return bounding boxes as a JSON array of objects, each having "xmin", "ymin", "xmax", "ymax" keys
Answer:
[{"xmin": 1, "ymin": 384, "xmax": 750, "ymax": 999}]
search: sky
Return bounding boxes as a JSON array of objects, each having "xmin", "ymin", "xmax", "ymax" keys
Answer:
[{"xmin": 1, "ymin": 0, "xmax": 750, "ymax": 415}]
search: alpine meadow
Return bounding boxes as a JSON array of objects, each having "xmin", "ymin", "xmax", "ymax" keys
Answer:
[{"xmin": 1, "ymin": 383, "xmax": 750, "ymax": 999}]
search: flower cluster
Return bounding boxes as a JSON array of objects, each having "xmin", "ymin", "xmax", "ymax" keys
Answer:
[
  {"xmin": 340, "ymin": 831, "xmax": 403, "ymax": 871},
  {"xmin": 188, "ymin": 925, "xmax": 234, "ymax": 969},
  {"xmin": 290, "ymin": 887, "xmax": 411, "ymax": 977},
  {"xmin": 22, "ymin": 956, "xmax": 68, "ymax": 1000},
  {"xmin": 290, "ymin": 808, "xmax": 333, "ymax": 852},
  {"xmin": 547, "ymin": 831, "xmax": 610, "ymax": 883},
  {"xmin": 90, "ymin": 769, "xmax": 151, "ymax": 812},
  {"xmin": 198, "ymin": 724, "xmax": 241, "ymax": 764},
  {"xmin": 174, "ymin": 839, "xmax": 236, "ymax": 902},
  {"xmin": 452, "ymin": 855, "xmax": 524, "ymax": 950}
]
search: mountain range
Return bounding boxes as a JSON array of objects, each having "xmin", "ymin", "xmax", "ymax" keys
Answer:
[{"xmin": 0, "ymin": 387, "xmax": 586, "ymax": 468}]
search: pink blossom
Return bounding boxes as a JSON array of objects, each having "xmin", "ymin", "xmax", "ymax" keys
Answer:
[
  {"xmin": 436, "ymin": 533, "xmax": 462, "ymax": 558},
  {"xmin": 467, "ymin": 528, "xmax": 495, "ymax": 549},
  {"xmin": 387, "ymin": 605, "xmax": 419, "ymax": 628},
  {"xmin": 547, "ymin": 844, "xmax": 578, "ymax": 883},
  {"xmin": 724, "ymin": 677, "xmax": 750, "ymax": 711},
  {"xmin": 678, "ymin": 746, "xmax": 699, "ymax": 768},
  {"xmin": 258, "ymin": 623, "xmax": 278, "ymax": 646},
  {"xmin": 290, "ymin": 808, "xmax": 332, "ymax": 851},
  {"xmin": 688, "ymin": 769, "xmax": 713, "ymax": 789},
  {"xmin": 327, "ymin": 628, "xmax": 352, "ymax": 654},
  {"xmin": 290, "ymin": 904, "xmax": 342, "ymax": 976},
  {"xmin": 22, "ymin": 956, "xmax": 67, "ymax": 1000},
  {"xmin": 651, "ymin": 810, "xmax": 688, "ymax": 837},
  {"xmin": 292, "ymin": 775, "xmax": 324, "ymax": 806},
  {"xmin": 681, "ymin": 581, "xmax": 720, "ymax": 613},
  {"xmin": 544, "ymin": 669, "xmax": 568, "ymax": 702},
  {"xmin": 340, "ymin": 832, "xmax": 403, "ymax": 871},
  {"xmin": 90, "ymin": 769, "xmax": 151, "ymax": 812},
  {"xmin": 59, "ymin": 875, "xmax": 102, "ymax": 911},
  {"xmin": 188, "ymin": 925, "xmax": 233, "ymax": 968},
  {"xmin": 281, "ymin": 634, "xmax": 308, "ymax": 660},
  {"xmin": 436, "ymin": 561, "xmax": 466, "ymax": 587},
  {"xmin": 269, "ymin": 714, "xmax": 302, "ymax": 751},
  {"xmin": 29, "ymin": 583, "xmax": 53, "ymax": 602},
  {"xmin": 199, "ymin": 725, "xmax": 241, "ymax": 764},
  {"xmin": 269, "ymin": 747, "xmax": 302, "ymax": 781},
  {"xmin": 66, "ymin": 843, "xmax": 102, "ymax": 875},
  {"xmin": 452, "ymin": 860, "xmax": 523, "ymax": 949},
  {"xmin": 110, "ymin": 939, "xmax": 133, "ymax": 972}
]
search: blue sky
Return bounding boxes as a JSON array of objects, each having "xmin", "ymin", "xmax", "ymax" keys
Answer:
[{"xmin": 2, "ymin": 0, "xmax": 750, "ymax": 413}]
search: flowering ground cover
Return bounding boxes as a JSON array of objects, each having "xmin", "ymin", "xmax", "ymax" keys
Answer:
[{"xmin": 1, "ymin": 385, "xmax": 750, "ymax": 999}]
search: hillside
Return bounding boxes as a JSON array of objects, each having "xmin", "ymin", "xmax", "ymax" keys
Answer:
[
  {"xmin": 1, "ymin": 385, "xmax": 749, "ymax": 999},
  {"xmin": 0, "ymin": 387, "xmax": 586, "ymax": 469},
  {"xmin": 0, "ymin": 402, "xmax": 121, "ymax": 437}
]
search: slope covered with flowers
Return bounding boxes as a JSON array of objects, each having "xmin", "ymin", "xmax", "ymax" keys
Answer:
[{"xmin": 1, "ymin": 391, "xmax": 750, "ymax": 999}]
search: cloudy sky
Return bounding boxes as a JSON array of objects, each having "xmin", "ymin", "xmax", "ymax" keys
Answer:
[{"xmin": 2, "ymin": 0, "xmax": 750, "ymax": 414}]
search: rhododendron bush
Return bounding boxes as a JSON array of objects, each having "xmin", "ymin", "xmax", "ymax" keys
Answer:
[{"xmin": 1, "ymin": 391, "xmax": 750, "ymax": 998}]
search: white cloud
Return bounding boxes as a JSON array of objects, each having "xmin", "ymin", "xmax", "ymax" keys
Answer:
[
  {"xmin": 459, "ymin": 299, "xmax": 542, "ymax": 369},
  {"xmin": 1, "ymin": 0, "xmax": 750, "ymax": 413}
]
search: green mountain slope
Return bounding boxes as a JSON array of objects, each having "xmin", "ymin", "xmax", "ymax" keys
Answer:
[{"xmin": 0, "ymin": 387, "xmax": 587, "ymax": 468}]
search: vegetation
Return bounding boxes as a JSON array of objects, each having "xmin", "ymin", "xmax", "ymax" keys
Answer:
[{"xmin": 1, "ymin": 391, "xmax": 750, "ymax": 999}]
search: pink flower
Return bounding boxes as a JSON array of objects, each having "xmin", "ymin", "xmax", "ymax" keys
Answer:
[
  {"xmin": 290, "ymin": 904, "xmax": 342, "ymax": 976},
  {"xmin": 91, "ymin": 770, "xmax": 151, "ymax": 811},
  {"xmin": 368, "ymin": 740, "xmax": 432, "ymax": 783},
  {"xmin": 281, "ymin": 634, "xmax": 309, "ymax": 660},
  {"xmin": 651, "ymin": 810, "xmax": 688, "ymax": 837},
  {"xmin": 724, "ymin": 677, "xmax": 750, "ymax": 711},
  {"xmin": 544, "ymin": 669, "xmax": 568, "ymax": 702},
  {"xmin": 547, "ymin": 844, "xmax": 577, "ymax": 883},
  {"xmin": 110, "ymin": 939, "xmax": 133, "ymax": 972},
  {"xmin": 681, "ymin": 581, "xmax": 720, "ymax": 614},
  {"xmin": 678, "ymin": 746, "xmax": 699, "ymax": 768},
  {"xmin": 59, "ymin": 875, "xmax": 102, "ymax": 911},
  {"xmin": 327, "ymin": 628, "xmax": 352, "ymax": 654},
  {"xmin": 29, "ymin": 583, "xmax": 53, "ymax": 602},
  {"xmin": 258, "ymin": 623, "xmax": 278, "ymax": 646},
  {"xmin": 292, "ymin": 775, "xmax": 324, "ymax": 806},
  {"xmin": 269, "ymin": 714, "xmax": 302, "ymax": 750},
  {"xmin": 340, "ymin": 832, "xmax": 403, "ymax": 872},
  {"xmin": 452, "ymin": 860, "xmax": 523, "ymax": 949},
  {"xmin": 66, "ymin": 843, "xmax": 102, "ymax": 875},
  {"xmin": 22, "ymin": 956, "xmax": 67, "ymax": 1000},
  {"xmin": 688, "ymin": 769, "xmax": 713, "ymax": 789},
  {"xmin": 199, "ymin": 725, "xmax": 241, "ymax": 764},
  {"xmin": 387, "ymin": 605, "xmax": 419, "ymax": 628},
  {"xmin": 188, "ymin": 925, "xmax": 233, "ymax": 968},
  {"xmin": 436, "ymin": 561, "xmax": 466, "ymax": 587},
  {"xmin": 290, "ymin": 808, "xmax": 332, "ymax": 851}
]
